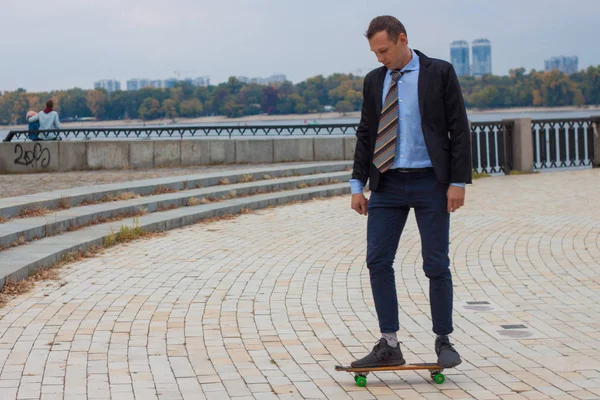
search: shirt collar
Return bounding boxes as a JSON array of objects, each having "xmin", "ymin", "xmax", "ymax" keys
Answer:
[
  {"xmin": 401, "ymin": 48, "xmax": 420, "ymax": 72},
  {"xmin": 388, "ymin": 48, "xmax": 420, "ymax": 76}
]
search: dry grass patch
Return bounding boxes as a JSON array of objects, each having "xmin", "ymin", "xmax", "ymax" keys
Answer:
[
  {"xmin": 197, "ymin": 213, "xmax": 239, "ymax": 224},
  {"xmin": 56, "ymin": 197, "xmax": 71, "ymax": 210},
  {"xmin": 103, "ymin": 218, "xmax": 160, "ymax": 248},
  {"xmin": 239, "ymin": 174, "xmax": 254, "ymax": 183},
  {"xmin": 17, "ymin": 206, "xmax": 48, "ymax": 218},
  {"xmin": 472, "ymin": 172, "xmax": 491, "ymax": 179},
  {"xmin": 187, "ymin": 197, "xmax": 214, "ymax": 206},
  {"xmin": 509, "ymin": 169, "xmax": 539, "ymax": 175},
  {"xmin": 317, "ymin": 179, "xmax": 341, "ymax": 186},
  {"xmin": 101, "ymin": 191, "xmax": 139, "ymax": 202},
  {"xmin": 64, "ymin": 208, "xmax": 148, "ymax": 233},
  {"xmin": 12, "ymin": 235, "xmax": 26, "ymax": 247},
  {"xmin": 157, "ymin": 203, "xmax": 178, "ymax": 212},
  {"xmin": 151, "ymin": 186, "xmax": 177, "ymax": 195},
  {"xmin": 187, "ymin": 197, "xmax": 203, "ymax": 206}
]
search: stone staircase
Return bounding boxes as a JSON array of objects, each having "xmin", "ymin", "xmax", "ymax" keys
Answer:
[{"xmin": 0, "ymin": 161, "xmax": 352, "ymax": 289}]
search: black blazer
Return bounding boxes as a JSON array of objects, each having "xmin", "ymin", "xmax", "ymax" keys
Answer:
[{"xmin": 352, "ymin": 49, "xmax": 472, "ymax": 191}]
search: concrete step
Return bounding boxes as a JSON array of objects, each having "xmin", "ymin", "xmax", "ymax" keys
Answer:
[
  {"xmin": 0, "ymin": 171, "xmax": 350, "ymax": 249},
  {"xmin": 0, "ymin": 183, "xmax": 350, "ymax": 289},
  {"xmin": 0, "ymin": 161, "xmax": 351, "ymax": 219}
]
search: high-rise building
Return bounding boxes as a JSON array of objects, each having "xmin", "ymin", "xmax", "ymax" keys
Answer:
[
  {"xmin": 471, "ymin": 39, "xmax": 492, "ymax": 76},
  {"xmin": 450, "ymin": 40, "xmax": 470, "ymax": 77},
  {"xmin": 545, "ymin": 56, "xmax": 579, "ymax": 75},
  {"xmin": 266, "ymin": 74, "xmax": 287, "ymax": 84},
  {"xmin": 126, "ymin": 79, "xmax": 152, "ymax": 91},
  {"xmin": 237, "ymin": 74, "xmax": 287, "ymax": 85},
  {"xmin": 125, "ymin": 76, "xmax": 211, "ymax": 90},
  {"xmin": 94, "ymin": 79, "xmax": 121, "ymax": 93},
  {"xmin": 162, "ymin": 78, "xmax": 178, "ymax": 89},
  {"xmin": 192, "ymin": 76, "xmax": 210, "ymax": 86}
]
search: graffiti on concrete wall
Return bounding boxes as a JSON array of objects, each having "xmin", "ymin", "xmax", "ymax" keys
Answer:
[{"xmin": 14, "ymin": 143, "xmax": 51, "ymax": 168}]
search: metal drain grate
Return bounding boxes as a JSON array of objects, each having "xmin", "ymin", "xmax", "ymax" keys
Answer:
[
  {"xmin": 467, "ymin": 301, "xmax": 490, "ymax": 305},
  {"xmin": 501, "ymin": 324, "xmax": 527, "ymax": 329}
]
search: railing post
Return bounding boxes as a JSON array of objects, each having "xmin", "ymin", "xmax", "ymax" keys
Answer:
[
  {"xmin": 592, "ymin": 117, "xmax": 600, "ymax": 167},
  {"xmin": 507, "ymin": 118, "xmax": 533, "ymax": 173}
]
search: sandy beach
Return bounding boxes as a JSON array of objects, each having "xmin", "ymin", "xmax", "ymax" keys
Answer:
[
  {"xmin": 3, "ymin": 105, "xmax": 600, "ymax": 131},
  {"xmin": 3, "ymin": 112, "xmax": 360, "ymax": 130}
]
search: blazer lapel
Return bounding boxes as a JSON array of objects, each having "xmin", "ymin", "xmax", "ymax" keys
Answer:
[
  {"xmin": 374, "ymin": 67, "xmax": 387, "ymax": 118},
  {"xmin": 416, "ymin": 49, "xmax": 432, "ymax": 117}
]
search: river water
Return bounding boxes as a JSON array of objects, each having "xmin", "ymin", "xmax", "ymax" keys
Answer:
[{"xmin": 2, "ymin": 108, "xmax": 599, "ymax": 141}]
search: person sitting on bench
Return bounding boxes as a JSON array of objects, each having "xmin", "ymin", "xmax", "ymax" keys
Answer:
[
  {"xmin": 26, "ymin": 110, "xmax": 41, "ymax": 141},
  {"xmin": 27, "ymin": 99, "xmax": 62, "ymax": 140}
]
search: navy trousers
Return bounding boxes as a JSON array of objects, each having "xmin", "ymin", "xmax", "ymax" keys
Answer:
[{"xmin": 367, "ymin": 168, "xmax": 453, "ymax": 336}]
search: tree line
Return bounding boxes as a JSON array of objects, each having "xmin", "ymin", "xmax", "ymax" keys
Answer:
[{"xmin": 1, "ymin": 65, "xmax": 599, "ymax": 126}]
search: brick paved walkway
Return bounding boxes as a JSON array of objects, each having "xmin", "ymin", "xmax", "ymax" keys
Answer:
[{"xmin": 0, "ymin": 169, "xmax": 599, "ymax": 399}]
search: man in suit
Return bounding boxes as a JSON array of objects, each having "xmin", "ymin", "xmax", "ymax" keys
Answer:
[{"xmin": 349, "ymin": 15, "xmax": 471, "ymax": 369}]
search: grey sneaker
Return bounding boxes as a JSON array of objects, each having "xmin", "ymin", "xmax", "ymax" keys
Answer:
[
  {"xmin": 435, "ymin": 335, "xmax": 462, "ymax": 368},
  {"xmin": 351, "ymin": 338, "xmax": 406, "ymax": 368}
]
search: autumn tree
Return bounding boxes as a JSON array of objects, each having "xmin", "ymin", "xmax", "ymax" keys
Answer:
[{"xmin": 87, "ymin": 89, "xmax": 107, "ymax": 119}]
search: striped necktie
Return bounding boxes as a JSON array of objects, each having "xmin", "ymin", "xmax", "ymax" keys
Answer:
[{"xmin": 373, "ymin": 69, "xmax": 408, "ymax": 173}]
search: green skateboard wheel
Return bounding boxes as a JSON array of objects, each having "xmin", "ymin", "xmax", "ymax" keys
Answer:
[
  {"xmin": 355, "ymin": 375, "xmax": 367, "ymax": 387},
  {"xmin": 433, "ymin": 373, "xmax": 445, "ymax": 384}
]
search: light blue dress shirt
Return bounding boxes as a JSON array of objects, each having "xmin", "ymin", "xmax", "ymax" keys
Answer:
[{"xmin": 350, "ymin": 49, "xmax": 465, "ymax": 194}]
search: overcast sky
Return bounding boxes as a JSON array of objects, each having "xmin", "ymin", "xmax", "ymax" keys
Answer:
[{"xmin": 1, "ymin": 0, "xmax": 598, "ymax": 92}]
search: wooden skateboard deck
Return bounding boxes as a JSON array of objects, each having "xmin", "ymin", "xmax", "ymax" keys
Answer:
[{"xmin": 335, "ymin": 363, "xmax": 446, "ymax": 386}]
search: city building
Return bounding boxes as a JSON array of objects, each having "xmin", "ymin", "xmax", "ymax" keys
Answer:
[
  {"xmin": 123, "ymin": 76, "xmax": 211, "ymax": 90},
  {"xmin": 545, "ymin": 56, "xmax": 579, "ymax": 74},
  {"xmin": 236, "ymin": 74, "xmax": 287, "ymax": 85},
  {"xmin": 162, "ymin": 78, "xmax": 178, "ymax": 89},
  {"xmin": 126, "ymin": 79, "xmax": 152, "ymax": 91},
  {"xmin": 471, "ymin": 38, "xmax": 492, "ymax": 76},
  {"xmin": 192, "ymin": 77, "xmax": 210, "ymax": 86},
  {"xmin": 450, "ymin": 40, "xmax": 470, "ymax": 77},
  {"xmin": 93, "ymin": 79, "xmax": 121, "ymax": 93}
]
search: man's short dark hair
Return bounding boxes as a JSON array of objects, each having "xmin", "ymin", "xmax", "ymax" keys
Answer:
[
  {"xmin": 46, "ymin": 99, "xmax": 54, "ymax": 109},
  {"xmin": 365, "ymin": 16, "xmax": 407, "ymax": 43}
]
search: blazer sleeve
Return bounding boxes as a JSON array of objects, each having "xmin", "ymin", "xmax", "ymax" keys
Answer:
[
  {"xmin": 351, "ymin": 75, "xmax": 373, "ymax": 186},
  {"xmin": 443, "ymin": 64, "xmax": 472, "ymax": 184}
]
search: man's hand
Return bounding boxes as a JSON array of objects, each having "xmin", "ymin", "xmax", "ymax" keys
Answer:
[
  {"xmin": 351, "ymin": 193, "xmax": 369, "ymax": 216},
  {"xmin": 447, "ymin": 186, "xmax": 465, "ymax": 213}
]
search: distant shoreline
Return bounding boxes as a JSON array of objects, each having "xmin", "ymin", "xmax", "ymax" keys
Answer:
[
  {"xmin": 467, "ymin": 105, "xmax": 600, "ymax": 114},
  {"xmin": 3, "ymin": 105, "xmax": 600, "ymax": 130}
]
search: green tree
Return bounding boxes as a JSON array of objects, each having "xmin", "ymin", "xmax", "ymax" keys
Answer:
[
  {"xmin": 87, "ymin": 89, "xmax": 107, "ymax": 119},
  {"xmin": 59, "ymin": 88, "xmax": 91, "ymax": 118},
  {"xmin": 179, "ymin": 98, "xmax": 203, "ymax": 118},
  {"xmin": 161, "ymin": 99, "xmax": 178, "ymax": 121},
  {"xmin": 335, "ymin": 100, "xmax": 354, "ymax": 115},
  {"xmin": 222, "ymin": 97, "xmax": 244, "ymax": 118},
  {"xmin": 138, "ymin": 98, "xmax": 161, "ymax": 121},
  {"xmin": 261, "ymin": 86, "xmax": 279, "ymax": 114}
]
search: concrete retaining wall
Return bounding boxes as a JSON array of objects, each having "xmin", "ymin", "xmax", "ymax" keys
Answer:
[{"xmin": 0, "ymin": 137, "xmax": 356, "ymax": 173}]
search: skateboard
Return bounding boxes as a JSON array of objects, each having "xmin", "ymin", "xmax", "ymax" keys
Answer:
[{"xmin": 335, "ymin": 363, "xmax": 445, "ymax": 387}]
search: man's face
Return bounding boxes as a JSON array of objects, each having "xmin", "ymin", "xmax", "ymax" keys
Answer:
[{"xmin": 368, "ymin": 30, "xmax": 408, "ymax": 70}]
